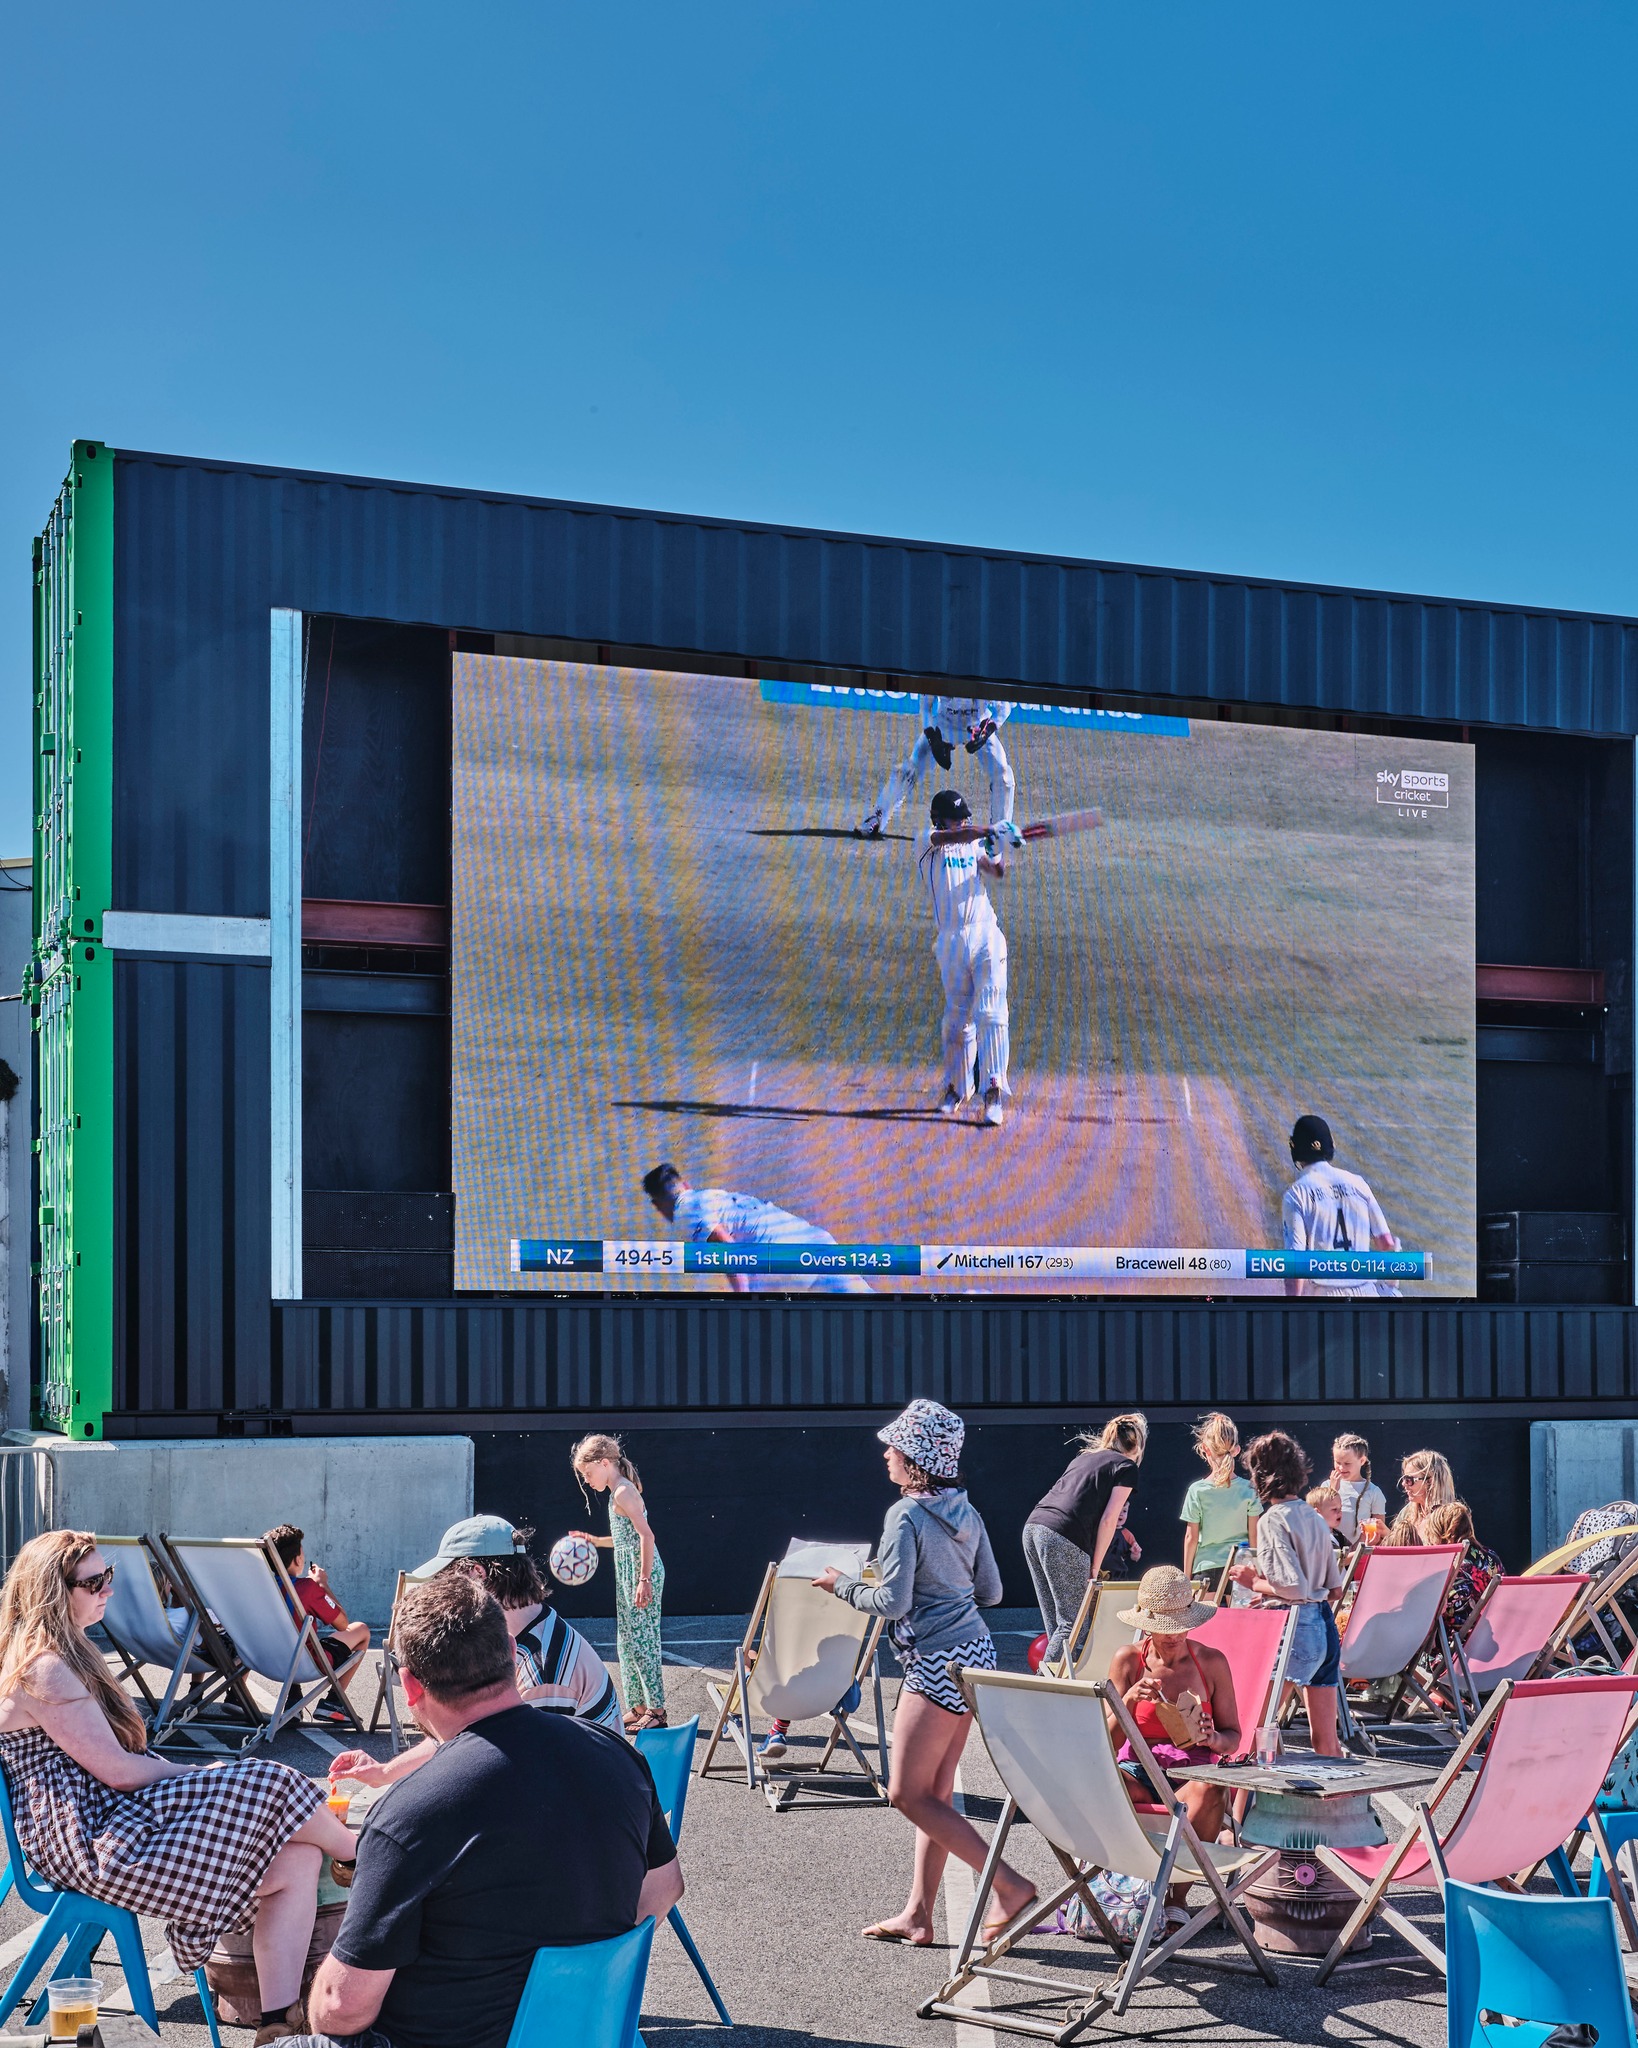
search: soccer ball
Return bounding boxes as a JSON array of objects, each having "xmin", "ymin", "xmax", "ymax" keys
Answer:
[{"xmin": 549, "ymin": 1534, "xmax": 598, "ymax": 1587}]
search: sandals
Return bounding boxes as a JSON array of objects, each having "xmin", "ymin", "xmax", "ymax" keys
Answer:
[
  {"xmin": 629, "ymin": 1709, "xmax": 668, "ymax": 1731},
  {"xmin": 861, "ymin": 1922, "xmax": 934, "ymax": 1945}
]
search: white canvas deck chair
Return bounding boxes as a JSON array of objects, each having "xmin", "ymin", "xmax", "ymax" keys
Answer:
[
  {"xmin": 697, "ymin": 1565, "xmax": 887, "ymax": 1809},
  {"xmin": 1062, "ymin": 1580, "xmax": 1142, "ymax": 1681},
  {"xmin": 93, "ymin": 1534, "xmax": 227, "ymax": 1742},
  {"xmin": 920, "ymin": 1670, "xmax": 1278, "ymax": 2043},
  {"xmin": 1549, "ymin": 1545, "xmax": 1638, "ymax": 1670},
  {"xmin": 368, "ymin": 1571, "xmax": 410, "ymax": 1751},
  {"xmin": 159, "ymin": 1534, "xmax": 365, "ymax": 1749}
]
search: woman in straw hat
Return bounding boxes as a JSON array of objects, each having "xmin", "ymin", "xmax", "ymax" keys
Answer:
[
  {"xmin": 815, "ymin": 1399, "xmax": 1037, "ymax": 1946},
  {"xmin": 1107, "ymin": 1566, "xmax": 1241, "ymax": 1855}
]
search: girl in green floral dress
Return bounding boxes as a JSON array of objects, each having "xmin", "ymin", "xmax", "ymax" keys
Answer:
[{"xmin": 570, "ymin": 1433, "xmax": 667, "ymax": 1730}]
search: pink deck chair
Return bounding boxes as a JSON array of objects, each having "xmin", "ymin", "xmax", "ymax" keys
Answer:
[
  {"xmin": 1190, "ymin": 1603, "xmax": 1296, "ymax": 1752},
  {"xmin": 1312, "ymin": 1674, "xmax": 1638, "ymax": 1982},
  {"xmin": 1338, "ymin": 1543, "xmax": 1465, "ymax": 1740},
  {"xmin": 1448, "ymin": 1575, "xmax": 1590, "ymax": 1724}
]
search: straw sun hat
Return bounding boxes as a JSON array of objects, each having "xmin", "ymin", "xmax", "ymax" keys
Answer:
[{"xmin": 1116, "ymin": 1565, "xmax": 1216, "ymax": 1634}]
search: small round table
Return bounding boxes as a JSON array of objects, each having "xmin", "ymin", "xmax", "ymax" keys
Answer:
[{"xmin": 1168, "ymin": 1756, "xmax": 1438, "ymax": 1956}]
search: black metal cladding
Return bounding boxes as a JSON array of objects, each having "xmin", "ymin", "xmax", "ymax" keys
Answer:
[
  {"xmin": 245, "ymin": 1300, "xmax": 1638, "ymax": 1415},
  {"xmin": 102, "ymin": 448, "xmax": 1638, "ymax": 1425},
  {"xmin": 113, "ymin": 451, "xmax": 1638, "ymax": 916}
]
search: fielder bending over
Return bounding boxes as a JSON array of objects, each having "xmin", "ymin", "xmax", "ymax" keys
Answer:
[
  {"xmin": 641, "ymin": 1164, "xmax": 871, "ymax": 1293},
  {"xmin": 920, "ymin": 788, "xmax": 1016, "ymax": 1128},
  {"xmin": 1281, "ymin": 1115, "xmax": 1401, "ymax": 1298},
  {"xmin": 858, "ymin": 696, "xmax": 1016, "ymax": 838}
]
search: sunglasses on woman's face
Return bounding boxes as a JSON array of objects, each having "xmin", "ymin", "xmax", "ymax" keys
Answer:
[{"xmin": 69, "ymin": 1564, "xmax": 115, "ymax": 1594}]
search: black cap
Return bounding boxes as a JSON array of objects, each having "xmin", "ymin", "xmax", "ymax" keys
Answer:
[
  {"xmin": 1290, "ymin": 1115, "xmax": 1334, "ymax": 1163},
  {"xmin": 930, "ymin": 789, "xmax": 971, "ymax": 827}
]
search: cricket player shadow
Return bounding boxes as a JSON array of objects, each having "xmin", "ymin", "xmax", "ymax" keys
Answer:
[
  {"xmin": 745, "ymin": 827, "xmax": 916, "ymax": 843},
  {"xmin": 613, "ymin": 1097, "xmax": 941, "ymax": 1123}
]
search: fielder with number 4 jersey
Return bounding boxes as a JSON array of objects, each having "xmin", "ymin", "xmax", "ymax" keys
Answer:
[{"xmin": 1281, "ymin": 1114, "xmax": 1401, "ymax": 1298}]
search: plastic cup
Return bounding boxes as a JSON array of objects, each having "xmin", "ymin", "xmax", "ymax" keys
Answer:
[
  {"xmin": 1254, "ymin": 1725, "xmax": 1282, "ymax": 1769},
  {"xmin": 326, "ymin": 1789, "xmax": 351, "ymax": 1821},
  {"xmin": 47, "ymin": 1978, "xmax": 102, "ymax": 2040}
]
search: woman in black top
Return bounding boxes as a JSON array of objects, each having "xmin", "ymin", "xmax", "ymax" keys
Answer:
[{"xmin": 1023, "ymin": 1413, "xmax": 1147, "ymax": 1668}]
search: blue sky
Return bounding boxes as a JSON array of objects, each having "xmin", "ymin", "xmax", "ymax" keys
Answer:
[{"xmin": 4, "ymin": 2, "xmax": 1636, "ymax": 860}]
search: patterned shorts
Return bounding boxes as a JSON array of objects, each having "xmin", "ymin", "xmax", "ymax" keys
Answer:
[{"xmin": 900, "ymin": 1633, "xmax": 997, "ymax": 1715}]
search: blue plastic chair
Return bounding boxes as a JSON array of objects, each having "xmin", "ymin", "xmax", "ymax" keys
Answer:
[
  {"xmin": 0, "ymin": 1768, "xmax": 222, "ymax": 2046},
  {"xmin": 633, "ymin": 1718, "xmax": 731, "ymax": 2026},
  {"xmin": 1445, "ymin": 1879, "xmax": 1637, "ymax": 2048},
  {"xmin": 504, "ymin": 1918, "xmax": 655, "ymax": 2048},
  {"xmin": 1586, "ymin": 1808, "xmax": 1638, "ymax": 1903}
]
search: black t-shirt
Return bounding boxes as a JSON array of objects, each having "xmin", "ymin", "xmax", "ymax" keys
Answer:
[
  {"xmin": 332, "ymin": 1704, "xmax": 676, "ymax": 2048},
  {"xmin": 1026, "ymin": 1449, "xmax": 1138, "ymax": 1555}
]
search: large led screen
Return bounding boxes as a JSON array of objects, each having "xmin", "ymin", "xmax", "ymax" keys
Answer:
[{"xmin": 452, "ymin": 656, "xmax": 1475, "ymax": 1296}]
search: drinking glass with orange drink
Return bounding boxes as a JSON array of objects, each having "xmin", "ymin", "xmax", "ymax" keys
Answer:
[{"xmin": 46, "ymin": 1977, "xmax": 101, "ymax": 2040}]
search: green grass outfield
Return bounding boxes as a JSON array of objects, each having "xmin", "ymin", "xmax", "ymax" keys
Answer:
[{"xmin": 452, "ymin": 659, "xmax": 1474, "ymax": 1296}]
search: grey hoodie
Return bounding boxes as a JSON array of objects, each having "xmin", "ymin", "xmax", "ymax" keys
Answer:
[{"xmin": 832, "ymin": 1488, "xmax": 1002, "ymax": 1661}]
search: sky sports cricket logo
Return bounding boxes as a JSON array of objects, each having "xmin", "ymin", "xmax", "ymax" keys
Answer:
[{"xmin": 1376, "ymin": 767, "xmax": 1450, "ymax": 818}]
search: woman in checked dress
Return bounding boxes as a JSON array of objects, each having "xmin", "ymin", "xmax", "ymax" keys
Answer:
[{"xmin": 0, "ymin": 1532, "xmax": 358, "ymax": 2045}]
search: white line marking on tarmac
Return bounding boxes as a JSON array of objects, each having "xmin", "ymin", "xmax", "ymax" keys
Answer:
[
  {"xmin": 940, "ymin": 1765, "xmax": 995, "ymax": 2046},
  {"xmin": 1182, "ymin": 1075, "xmax": 1193, "ymax": 1121},
  {"xmin": 748, "ymin": 1061, "xmax": 758, "ymax": 1106}
]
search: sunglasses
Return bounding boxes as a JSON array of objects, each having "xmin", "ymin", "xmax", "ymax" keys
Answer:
[{"xmin": 69, "ymin": 1564, "xmax": 115, "ymax": 1594}]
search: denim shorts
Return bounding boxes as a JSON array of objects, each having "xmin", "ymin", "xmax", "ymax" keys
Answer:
[{"xmin": 1286, "ymin": 1599, "xmax": 1341, "ymax": 1688}]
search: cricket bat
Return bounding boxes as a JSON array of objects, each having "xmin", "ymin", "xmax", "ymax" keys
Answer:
[{"xmin": 1020, "ymin": 806, "xmax": 1103, "ymax": 843}]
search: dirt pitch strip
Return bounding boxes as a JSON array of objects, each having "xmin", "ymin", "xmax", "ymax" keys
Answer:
[{"xmin": 453, "ymin": 659, "xmax": 1475, "ymax": 1296}]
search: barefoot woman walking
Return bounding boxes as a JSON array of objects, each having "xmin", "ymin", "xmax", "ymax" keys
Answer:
[{"xmin": 814, "ymin": 1400, "xmax": 1036, "ymax": 1945}]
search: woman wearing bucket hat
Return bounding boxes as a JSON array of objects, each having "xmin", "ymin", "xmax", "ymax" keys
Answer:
[
  {"xmin": 813, "ymin": 1400, "xmax": 1037, "ymax": 1945},
  {"xmin": 1106, "ymin": 1566, "xmax": 1242, "ymax": 1868}
]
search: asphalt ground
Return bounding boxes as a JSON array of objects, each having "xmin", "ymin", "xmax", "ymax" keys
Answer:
[
  {"xmin": 5, "ymin": 1613, "xmax": 1493, "ymax": 2048},
  {"xmin": 450, "ymin": 657, "xmax": 1476, "ymax": 1297}
]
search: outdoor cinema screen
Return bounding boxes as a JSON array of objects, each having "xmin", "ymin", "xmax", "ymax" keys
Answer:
[{"xmin": 451, "ymin": 656, "xmax": 1475, "ymax": 1298}]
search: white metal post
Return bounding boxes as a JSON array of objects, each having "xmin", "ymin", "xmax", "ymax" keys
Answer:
[{"xmin": 270, "ymin": 610, "xmax": 303, "ymax": 1300}]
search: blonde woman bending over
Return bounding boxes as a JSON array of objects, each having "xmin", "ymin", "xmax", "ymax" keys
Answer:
[
  {"xmin": 1023, "ymin": 1413, "xmax": 1147, "ymax": 1667},
  {"xmin": 1179, "ymin": 1412, "xmax": 1260, "ymax": 1586},
  {"xmin": 570, "ymin": 1434, "xmax": 667, "ymax": 1730},
  {"xmin": 0, "ymin": 1533, "xmax": 356, "ymax": 2045},
  {"xmin": 1386, "ymin": 1450, "xmax": 1456, "ymax": 1545}
]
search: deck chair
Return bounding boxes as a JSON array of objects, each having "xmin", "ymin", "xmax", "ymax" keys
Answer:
[
  {"xmin": 93, "ymin": 1534, "xmax": 227, "ymax": 1741},
  {"xmin": 158, "ymin": 1534, "xmax": 365, "ymax": 1749},
  {"xmin": 1551, "ymin": 1546, "xmax": 1638, "ymax": 1669},
  {"xmin": 1444, "ymin": 1576, "xmax": 1590, "ymax": 1725},
  {"xmin": 1526, "ymin": 1526, "xmax": 1638, "ymax": 1579},
  {"xmin": 368, "ymin": 1571, "xmax": 410, "ymax": 1750},
  {"xmin": 919, "ymin": 1670, "xmax": 1277, "ymax": 2041},
  {"xmin": 1190, "ymin": 1603, "xmax": 1297, "ymax": 1754},
  {"xmin": 1336, "ymin": 1543, "xmax": 1465, "ymax": 1747},
  {"xmin": 697, "ymin": 1566, "xmax": 887, "ymax": 1808},
  {"xmin": 1062, "ymin": 1580, "xmax": 1142, "ymax": 1681},
  {"xmin": 1312, "ymin": 1674, "xmax": 1638, "ymax": 1983}
]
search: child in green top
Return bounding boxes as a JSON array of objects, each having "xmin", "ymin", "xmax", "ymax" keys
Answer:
[{"xmin": 1180, "ymin": 1412, "xmax": 1260, "ymax": 1585}]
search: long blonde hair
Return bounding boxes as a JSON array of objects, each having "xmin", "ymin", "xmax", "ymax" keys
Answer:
[
  {"xmin": 1192, "ymin": 1412, "xmax": 1240, "ymax": 1488},
  {"xmin": 571, "ymin": 1433, "xmax": 642, "ymax": 1492},
  {"xmin": 1387, "ymin": 1450, "xmax": 1456, "ymax": 1544},
  {"xmin": 0, "ymin": 1532, "xmax": 146, "ymax": 1752},
  {"xmin": 1078, "ymin": 1413, "xmax": 1148, "ymax": 1461}
]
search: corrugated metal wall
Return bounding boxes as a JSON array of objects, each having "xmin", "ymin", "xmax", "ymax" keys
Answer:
[
  {"xmin": 114, "ymin": 451, "xmax": 1638, "ymax": 917},
  {"xmin": 104, "ymin": 450, "xmax": 1638, "ymax": 1425},
  {"xmin": 108, "ymin": 1295, "xmax": 1638, "ymax": 1421}
]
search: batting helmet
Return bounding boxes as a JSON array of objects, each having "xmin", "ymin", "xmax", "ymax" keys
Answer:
[
  {"xmin": 1290, "ymin": 1115, "xmax": 1335, "ymax": 1163},
  {"xmin": 930, "ymin": 789, "xmax": 971, "ymax": 828}
]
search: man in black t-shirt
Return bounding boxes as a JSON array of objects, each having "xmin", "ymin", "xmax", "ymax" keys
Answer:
[{"xmin": 294, "ymin": 1573, "xmax": 682, "ymax": 2048}]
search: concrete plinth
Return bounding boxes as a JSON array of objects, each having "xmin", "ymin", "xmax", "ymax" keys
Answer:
[{"xmin": 4, "ymin": 1432, "xmax": 473, "ymax": 1626}]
